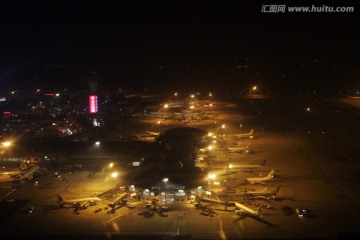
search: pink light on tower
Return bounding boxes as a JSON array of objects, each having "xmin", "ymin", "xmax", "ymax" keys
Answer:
[{"xmin": 89, "ymin": 95, "xmax": 98, "ymax": 113}]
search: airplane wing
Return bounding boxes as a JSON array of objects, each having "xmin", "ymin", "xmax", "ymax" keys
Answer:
[
  {"xmin": 57, "ymin": 194, "xmax": 101, "ymax": 208},
  {"xmin": 234, "ymin": 202, "xmax": 261, "ymax": 216},
  {"xmin": 79, "ymin": 202, "xmax": 89, "ymax": 209},
  {"xmin": 145, "ymin": 131, "xmax": 160, "ymax": 136},
  {"xmin": 19, "ymin": 165, "xmax": 40, "ymax": 180}
]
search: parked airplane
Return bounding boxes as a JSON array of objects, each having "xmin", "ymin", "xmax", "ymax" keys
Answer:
[
  {"xmin": 227, "ymin": 143, "xmax": 251, "ymax": 153},
  {"xmin": 136, "ymin": 135, "xmax": 157, "ymax": 141},
  {"xmin": 211, "ymin": 160, "xmax": 266, "ymax": 172},
  {"xmin": 195, "ymin": 196, "xmax": 261, "ymax": 217},
  {"xmin": 18, "ymin": 165, "xmax": 40, "ymax": 180},
  {"xmin": 234, "ymin": 202, "xmax": 261, "ymax": 217},
  {"xmin": 246, "ymin": 170, "xmax": 275, "ymax": 184},
  {"xmin": 218, "ymin": 185, "xmax": 281, "ymax": 200},
  {"xmin": 234, "ymin": 129, "xmax": 254, "ymax": 139},
  {"xmin": 56, "ymin": 194, "xmax": 101, "ymax": 208}
]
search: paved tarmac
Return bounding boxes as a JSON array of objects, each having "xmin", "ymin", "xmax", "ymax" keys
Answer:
[{"xmin": 1, "ymin": 95, "xmax": 360, "ymax": 239}]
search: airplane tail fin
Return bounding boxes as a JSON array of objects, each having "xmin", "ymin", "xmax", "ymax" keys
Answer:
[
  {"xmin": 246, "ymin": 143, "xmax": 251, "ymax": 148},
  {"xmin": 266, "ymin": 170, "xmax": 275, "ymax": 179},
  {"xmin": 249, "ymin": 129, "xmax": 254, "ymax": 135},
  {"xmin": 57, "ymin": 194, "xmax": 64, "ymax": 202},
  {"xmin": 260, "ymin": 159, "xmax": 266, "ymax": 166},
  {"xmin": 256, "ymin": 206, "xmax": 261, "ymax": 214}
]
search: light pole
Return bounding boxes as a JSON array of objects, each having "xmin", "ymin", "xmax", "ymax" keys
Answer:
[
  {"xmin": 227, "ymin": 163, "xmax": 232, "ymax": 180},
  {"xmin": 208, "ymin": 173, "xmax": 216, "ymax": 199},
  {"xmin": 221, "ymin": 124, "xmax": 226, "ymax": 137},
  {"xmin": 111, "ymin": 172, "xmax": 118, "ymax": 198},
  {"xmin": 163, "ymin": 178, "xmax": 168, "ymax": 208}
]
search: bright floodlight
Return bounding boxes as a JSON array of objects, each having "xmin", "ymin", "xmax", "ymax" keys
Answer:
[
  {"xmin": 208, "ymin": 173, "xmax": 216, "ymax": 180},
  {"xmin": 221, "ymin": 124, "xmax": 226, "ymax": 129},
  {"xmin": 164, "ymin": 104, "xmax": 169, "ymax": 109},
  {"xmin": 252, "ymin": 86, "xmax": 257, "ymax": 91},
  {"xmin": 109, "ymin": 162, "xmax": 113, "ymax": 168},
  {"xmin": 95, "ymin": 141, "xmax": 100, "ymax": 145},
  {"xmin": 111, "ymin": 172, "xmax": 118, "ymax": 178},
  {"xmin": 2, "ymin": 141, "xmax": 12, "ymax": 147},
  {"xmin": 163, "ymin": 178, "xmax": 169, "ymax": 183}
]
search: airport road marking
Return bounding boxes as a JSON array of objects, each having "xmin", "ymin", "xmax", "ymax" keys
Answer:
[
  {"xmin": 101, "ymin": 211, "xmax": 129, "ymax": 226},
  {"xmin": 218, "ymin": 215, "xmax": 227, "ymax": 240},
  {"xmin": 0, "ymin": 188, "xmax": 16, "ymax": 202},
  {"xmin": 176, "ymin": 216, "xmax": 182, "ymax": 235}
]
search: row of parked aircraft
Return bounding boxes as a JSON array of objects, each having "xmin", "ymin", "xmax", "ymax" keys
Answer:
[{"xmin": 196, "ymin": 128, "xmax": 285, "ymax": 218}]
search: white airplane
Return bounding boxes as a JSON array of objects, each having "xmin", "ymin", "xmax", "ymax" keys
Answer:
[
  {"xmin": 227, "ymin": 143, "xmax": 251, "ymax": 153},
  {"xmin": 234, "ymin": 202, "xmax": 261, "ymax": 216},
  {"xmin": 56, "ymin": 194, "xmax": 101, "ymax": 208},
  {"xmin": 218, "ymin": 185, "xmax": 280, "ymax": 200},
  {"xmin": 246, "ymin": 169, "xmax": 275, "ymax": 184},
  {"xmin": 136, "ymin": 135, "xmax": 157, "ymax": 141},
  {"xmin": 234, "ymin": 129, "xmax": 254, "ymax": 139},
  {"xmin": 195, "ymin": 196, "xmax": 261, "ymax": 217},
  {"xmin": 211, "ymin": 160, "xmax": 266, "ymax": 172}
]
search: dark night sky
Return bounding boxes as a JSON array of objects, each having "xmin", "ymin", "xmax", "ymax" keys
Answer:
[{"xmin": 0, "ymin": 0, "xmax": 359, "ymax": 94}]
